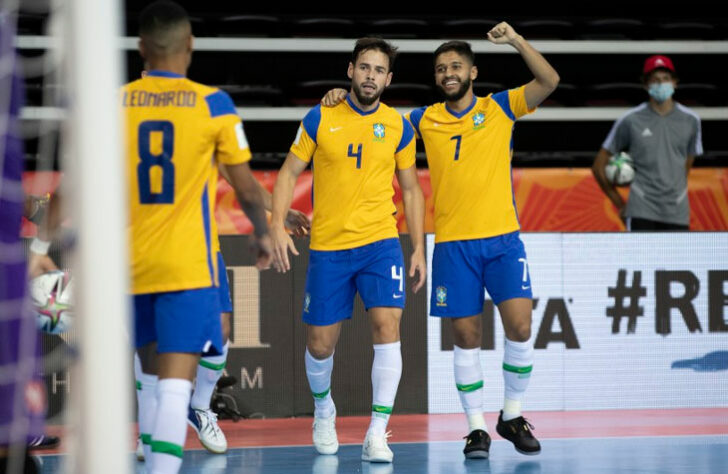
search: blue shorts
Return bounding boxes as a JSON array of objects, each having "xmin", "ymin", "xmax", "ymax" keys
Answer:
[
  {"xmin": 134, "ymin": 286, "xmax": 223, "ymax": 354},
  {"xmin": 303, "ymin": 238, "xmax": 406, "ymax": 326},
  {"xmin": 430, "ymin": 231, "xmax": 532, "ymax": 317},
  {"xmin": 217, "ymin": 252, "xmax": 233, "ymax": 313}
]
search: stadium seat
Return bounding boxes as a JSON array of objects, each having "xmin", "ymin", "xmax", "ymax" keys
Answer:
[
  {"xmin": 218, "ymin": 85, "xmax": 285, "ymax": 106},
  {"xmin": 580, "ymin": 19, "xmax": 645, "ymax": 40},
  {"xmin": 655, "ymin": 22, "xmax": 718, "ymax": 40},
  {"xmin": 291, "ymin": 80, "xmax": 352, "ymax": 106},
  {"xmin": 676, "ymin": 83, "xmax": 724, "ymax": 106},
  {"xmin": 381, "ymin": 83, "xmax": 434, "ymax": 106},
  {"xmin": 365, "ymin": 19, "xmax": 430, "ymax": 39},
  {"xmin": 541, "ymin": 83, "xmax": 579, "ymax": 107},
  {"xmin": 439, "ymin": 19, "xmax": 500, "ymax": 38},
  {"xmin": 291, "ymin": 18, "xmax": 357, "ymax": 38},
  {"xmin": 515, "ymin": 19, "xmax": 576, "ymax": 40},
  {"xmin": 586, "ymin": 83, "xmax": 647, "ymax": 106},
  {"xmin": 216, "ymin": 15, "xmax": 281, "ymax": 37}
]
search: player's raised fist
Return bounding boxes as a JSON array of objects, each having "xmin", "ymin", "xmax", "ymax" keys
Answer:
[{"xmin": 487, "ymin": 22, "xmax": 519, "ymax": 45}]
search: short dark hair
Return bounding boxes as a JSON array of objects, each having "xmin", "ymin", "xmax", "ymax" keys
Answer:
[
  {"xmin": 352, "ymin": 38, "xmax": 398, "ymax": 71},
  {"xmin": 433, "ymin": 41, "xmax": 475, "ymax": 66},
  {"xmin": 139, "ymin": 0, "xmax": 190, "ymax": 37}
]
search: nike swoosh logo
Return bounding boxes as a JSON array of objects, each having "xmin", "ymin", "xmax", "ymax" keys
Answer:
[
  {"xmin": 330, "ymin": 127, "xmax": 342, "ymax": 132},
  {"xmin": 522, "ymin": 285, "xmax": 530, "ymax": 290},
  {"xmin": 393, "ymin": 294, "xmax": 404, "ymax": 299}
]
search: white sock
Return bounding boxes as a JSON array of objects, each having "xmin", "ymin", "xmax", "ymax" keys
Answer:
[
  {"xmin": 135, "ymin": 354, "xmax": 158, "ymax": 465},
  {"xmin": 502, "ymin": 337, "xmax": 534, "ymax": 421},
  {"xmin": 191, "ymin": 342, "xmax": 228, "ymax": 410},
  {"xmin": 368, "ymin": 341, "xmax": 402, "ymax": 436},
  {"xmin": 305, "ymin": 348, "xmax": 336, "ymax": 418},
  {"xmin": 453, "ymin": 345, "xmax": 487, "ymax": 432},
  {"xmin": 151, "ymin": 378, "xmax": 192, "ymax": 474}
]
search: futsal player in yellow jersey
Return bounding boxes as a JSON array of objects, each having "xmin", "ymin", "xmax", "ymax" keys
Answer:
[
  {"xmin": 323, "ymin": 22, "xmax": 559, "ymax": 459},
  {"xmin": 126, "ymin": 3, "xmax": 272, "ymax": 473},
  {"xmin": 271, "ymin": 38, "xmax": 426, "ymax": 463}
]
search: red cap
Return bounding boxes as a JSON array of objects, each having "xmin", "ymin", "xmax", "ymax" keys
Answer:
[{"xmin": 643, "ymin": 55, "xmax": 675, "ymax": 75}]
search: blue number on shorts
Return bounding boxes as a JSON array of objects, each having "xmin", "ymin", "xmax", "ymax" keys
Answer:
[
  {"xmin": 450, "ymin": 135, "xmax": 462, "ymax": 161},
  {"xmin": 137, "ymin": 120, "xmax": 175, "ymax": 204},
  {"xmin": 347, "ymin": 143, "xmax": 362, "ymax": 169}
]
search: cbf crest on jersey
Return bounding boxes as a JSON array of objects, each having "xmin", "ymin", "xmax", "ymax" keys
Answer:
[
  {"xmin": 373, "ymin": 123, "xmax": 386, "ymax": 142},
  {"xmin": 435, "ymin": 286, "xmax": 447, "ymax": 307},
  {"xmin": 472, "ymin": 112, "xmax": 485, "ymax": 130}
]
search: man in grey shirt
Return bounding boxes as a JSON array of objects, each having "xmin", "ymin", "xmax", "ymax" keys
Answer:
[{"xmin": 592, "ymin": 55, "xmax": 703, "ymax": 231}]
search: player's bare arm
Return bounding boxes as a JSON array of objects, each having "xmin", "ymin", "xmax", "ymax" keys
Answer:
[
  {"xmin": 224, "ymin": 162, "xmax": 273, "ymax": 269},
  {"xmin": 219, "ymin": 164, "xmax": 310, "ymax": 236},
  {"xmin": 592, "ymin": 148, "xmax": 627, "ymax": 216},
  {"xmin": 396, "ymin": 164, "xmax": 426, "ymax": 293},
  {"xmin": 487, "ymin": 22, "xmax": 560, "ymax": 110},
  {"xmin": 270, "ymin": 152, "xmax": 309, "ymax": 272}
]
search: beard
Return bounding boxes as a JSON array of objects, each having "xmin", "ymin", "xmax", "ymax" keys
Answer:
[
  {"xmin": 437, "ymin": 76, "xmax": 471, "ymax": 102},
  {"xmin": 352, "ymin": 81, "xmax": 382, "ymax": 106}
]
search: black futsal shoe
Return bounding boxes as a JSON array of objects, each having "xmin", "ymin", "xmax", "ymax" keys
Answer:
[
  {"xmin": 496, "ymin": 410, "xmax": 541, "ymax": 455},
  {"xmin": 463, "ymin": 429, "xmax": 491, "ymax": 459}
]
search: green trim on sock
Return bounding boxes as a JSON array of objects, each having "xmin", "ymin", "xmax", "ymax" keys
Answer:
[
  {"xmin": 456, "ymin": 380, "xmax": 484, "ymax": 392},
  {"xmin": 140, "ymin": 433, "xmax": 152, "ymax": 445},
  {"xmin": 502, "ymin": 363, "xmax": 533, "ymax": 374},
  {"xmin": 372, "ymin": 405, "xmax": 393, "ymax": 415},
  {"xmin": 136, "ymin": 380, "xmax": 142, "ymax": 391},
  {"xmin": 312, "ymin": 387, "xmax": 330, "ymax": 399},
  {"xmin": 150, "ymin": 440, "xmax": 184, "ymax": 458},
  {"xmin": 199, "ymin": 358, "xmax": 226, "ymax": 371}
]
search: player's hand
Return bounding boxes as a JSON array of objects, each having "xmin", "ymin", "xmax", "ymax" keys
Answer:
[
  {"xmin": 409, "ymin": 247, "xmax": 426, "ymax": 293},
  {"xmin": 250, "ymin": 234, "xmax": 274, "ymax": 270},
  {"xmin": 284, "ymin": 209, "xmax": 311, "ymax": 237},
  {"xmin": 487, "ymin": 22, "xmax": 520, "ymax": 45},
  {"xmin": 27, "ymin": 253, "xmax": 58, "ymax": 279},
  {"xmin": 321, "ymin": 88, "xmax": 348, "ymax": 107},
  {"xmin": 270, "ymin": 224, "xmax": 298, "ymax": 273}
]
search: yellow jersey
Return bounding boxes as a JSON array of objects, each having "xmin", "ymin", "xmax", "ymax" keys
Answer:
[
  {"xmin": 406, "ymin": 86, "xmax": 534, "ymax": 243},
  {"xmin": 290, "ymin": 96, "xmax": 416, "ymax": 250},
  {"xmin": 123, "ymin": 70, "xmax": 251, "ymax": 294}
]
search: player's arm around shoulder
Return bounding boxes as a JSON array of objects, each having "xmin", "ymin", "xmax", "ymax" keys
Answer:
[{"xmin": 488, "ymin": 22, "xmax": 560, "ymax": 110}]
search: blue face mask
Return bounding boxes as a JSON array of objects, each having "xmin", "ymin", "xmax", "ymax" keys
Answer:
[{"xmin": 648, "ymin": 82, "xmax": 675, "ymax": 103}]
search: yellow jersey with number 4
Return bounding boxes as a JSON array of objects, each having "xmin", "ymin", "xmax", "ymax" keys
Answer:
[
  {"xmin": 290, "ymin": 96, "xmax": 415, "ymax": 251},
  {"xmin": 123, "ymin": 70, "xmax": 251, "ymax": 294},
  {"xmin": 406, "ymin": 86, "xmax": 534, "ymax": 243}
]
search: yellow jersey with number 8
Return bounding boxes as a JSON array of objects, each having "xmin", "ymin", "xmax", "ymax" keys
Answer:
[{"xmin": 123, "ymin": 71, "xmax": 250, "ymax": 294}]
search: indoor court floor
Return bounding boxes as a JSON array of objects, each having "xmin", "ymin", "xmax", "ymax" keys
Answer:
[{"xmin": 34, "ymin": 408, "xmax": 728, "ymax": 473}]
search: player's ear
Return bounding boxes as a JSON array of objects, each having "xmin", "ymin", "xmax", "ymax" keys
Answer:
[
  {"xmin": 471, "ymin": 65, "xmax": 478, "ymax": 81},
  {"xmin": 385, "ymin": 71, "xmax": 393, "ymax": 88},
  {"xmin": 138, "ymin": 39, "xmax": 147, "ymax": 60},
  {"xmin": 187, "ymin": 35, "xmax": 194, "ymax": 53},
  {"xmin": 347, "ymin": 62, "xmax": 354, "ymax": 80}
]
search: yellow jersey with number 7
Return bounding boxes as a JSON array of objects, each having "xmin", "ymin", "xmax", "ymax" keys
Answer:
[
  {"xmin": 123, "ymin": 70, "xmax": 250, "ymax": 294},
  {"xmin": 405, "ymin": 86, "xmax": 534, "ymax": 243}
]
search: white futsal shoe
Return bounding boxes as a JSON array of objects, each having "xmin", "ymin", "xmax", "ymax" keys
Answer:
[
  {"xmin": 361, "ymin": 431, "xmax": 393, "ymax": 463},
  {"xmin": 187, "ymin": 407, "xmax": 228, "ymax": 454},
  {"xmin": 312, "ymin": 412, "xmax": 339, "ymax": 455}
]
